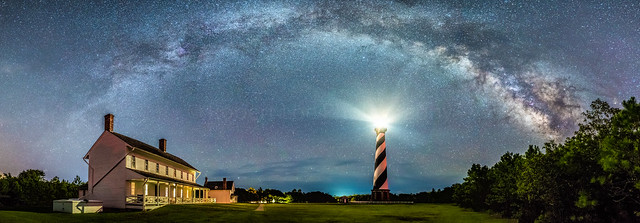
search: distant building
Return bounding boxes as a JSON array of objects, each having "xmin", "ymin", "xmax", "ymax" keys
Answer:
[
  {"xmin": 204, "ymin": 177, "xmax": 237, "ymax": 203},
  {"xmin": 82, "ymin": 114, "xmax": 213, "ymax": 210}
]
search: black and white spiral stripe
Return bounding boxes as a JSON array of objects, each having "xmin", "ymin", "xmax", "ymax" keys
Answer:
[{"xmin": 373, "ymin": 128, "xmax": 388, "ymax": 190}]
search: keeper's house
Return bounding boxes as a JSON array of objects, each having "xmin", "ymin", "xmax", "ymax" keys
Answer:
[
  {"xmin": 204, "ymin": 177, "xmax": 237, "ymax": 203},
  {"xmin": 82, "ymin": 114, "xmax": 213, "ymax": 210}
]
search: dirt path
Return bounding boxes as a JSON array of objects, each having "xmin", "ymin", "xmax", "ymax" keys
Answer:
[{"xmin": 254, "ymin": 204, "xmax": 265, "ymax": 211}]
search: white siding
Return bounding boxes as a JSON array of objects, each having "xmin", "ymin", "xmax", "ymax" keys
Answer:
[{"xmin": 125, "ymin": 154, "xmax": 197, "ymax": 183}]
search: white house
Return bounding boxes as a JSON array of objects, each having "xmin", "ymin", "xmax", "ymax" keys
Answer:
[{"xmin": 82, "ymin": 114, "xmax": 213, "ymax": 210}]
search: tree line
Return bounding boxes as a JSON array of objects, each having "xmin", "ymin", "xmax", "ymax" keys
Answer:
[
  {"xmin": 452, "ymin": 97, "xmax": 640, "ymax": 222},
  {"xmin": 0, "ymin": 169, "xmax": 85, "ymax": 210},
  {"xmin": 234, "ymin": 188, "xmax": 336, "ymax": 203},
  {"xmin": 233, "ymin": 186, "xmax": 455, "ymax": 204},
  {"xmin": 347, "ymin": 187, "xmax": 454, "ymax": 203}
]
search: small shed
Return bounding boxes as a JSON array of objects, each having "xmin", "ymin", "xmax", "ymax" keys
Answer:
[
  {"xmin": 53, "ymin": 199, "xmax": 103, "ymax": 214},
  {"xmin": 339, "ymin": 196, "xmax": 350, "ymax": 204}
]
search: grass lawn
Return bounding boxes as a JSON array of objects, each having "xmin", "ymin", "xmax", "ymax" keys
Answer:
[{"xmin": 0, "ymin": 203, "xmax": 516, "ymax": 223}]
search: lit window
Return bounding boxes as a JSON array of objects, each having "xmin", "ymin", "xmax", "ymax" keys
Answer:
[
  {"xmin": 165, "ymin": 187, "xmax": 168, "ymax": 197},
  {"xmin": 156, "ymin": 163, "xmax": 159, "ymax": 173},
  {"xmin": 131, "ymin": 156, "xmax": 136, "ymax": 168},
  {"xmin": 144, "ymin": 160, "xmax": 148, "ymax": 171},
  {"xmin": 130, "ymin": 182, "xmax": 135, "ymax": 195}
]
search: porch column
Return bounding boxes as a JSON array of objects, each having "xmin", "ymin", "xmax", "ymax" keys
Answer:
[
  {"xmin": 165, "ymin": 182, "xmax": 169, "ymax": 197},
  {"xmin": 142, "ymin": 178, "xmax": 148, "ymax": 210},
  {"xmin": 156, "ymin": 180, "xmax": 159, "ymax": 206}
]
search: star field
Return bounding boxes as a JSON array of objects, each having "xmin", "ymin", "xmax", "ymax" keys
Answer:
[{"xmin": 0, "ymin": 0, "xmax": 638, "ymax": 195}]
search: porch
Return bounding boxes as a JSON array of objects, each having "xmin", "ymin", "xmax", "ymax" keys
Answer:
[{"xmin": 125, "ymin": 178, "xmax": 214, "ymax": 210}]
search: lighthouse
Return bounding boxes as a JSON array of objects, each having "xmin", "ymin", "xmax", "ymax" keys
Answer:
[{"xmin": 372, "ymin": 127, "xmax": 390, "ymax": 201}]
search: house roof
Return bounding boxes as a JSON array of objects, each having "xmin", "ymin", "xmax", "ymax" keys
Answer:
[
  {"xmin": 204, "ymin": 181, "xmax": 234, "ymax": 190},
  {"xmin": 110, "ymin": 132, "xmax": 198, "ymax": 171},
  {"xmin": 129, "ymin": 169, "xmax": 203, "ymax": 187}
]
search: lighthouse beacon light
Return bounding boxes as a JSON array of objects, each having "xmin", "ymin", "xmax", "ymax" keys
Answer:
[{"xmin": 371, "ymin": 114, "xmax": 390, "ymax": 129}]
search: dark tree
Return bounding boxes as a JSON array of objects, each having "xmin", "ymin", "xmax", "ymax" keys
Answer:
[
  {"xmin": 234, "ymin": 188, "xmax": 259, "ymax": 203},
  {"xmin": 263, "ymin": 189, "xmax": 285, "ymax": 198},
  {"xmin": 0, "ymin": 170, "xmax": 84, "ymax": 210},
  {"xmin": 598, "ymin": 97, "xmax": 640, "ymax": 221},
  {"xmin": 453, "ymin": 164, "xmax": 492, "ymax": 211},
  {"xmin": 285, "ymin": 189, "xmax": 305, "ymax": 203},
  {"xmin": 304, "ymin": 191, "xmax": 336, "ymax": 203},
  {"xmin": 452, "ymin": 97, "xmax": 640, "ymax": 222},
  {"xmin": 486, "ymin": 152, "xmax": 523, "ymax": 217}
]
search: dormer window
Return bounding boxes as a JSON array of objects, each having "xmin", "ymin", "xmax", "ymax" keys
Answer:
[
  {"xmin": 144, "ymin": 160, "xmax": 148, "ymax": 171},
  {"xmin": 156, "ymin": 163, "xmax": 159, "ymax": 173},
  {"xmin": 131, "ymin": 156, "xmax": 136, "ymax": 168}
]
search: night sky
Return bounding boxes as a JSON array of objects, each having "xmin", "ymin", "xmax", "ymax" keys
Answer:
[{"xmin": 1, "ymin": 0, "xmax": 638, "ymax": 195}]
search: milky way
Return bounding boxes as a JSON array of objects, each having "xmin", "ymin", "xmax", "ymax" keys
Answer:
[{"xmin": 0, "ymin": 0, "xmax": 638, "ymax": 195}]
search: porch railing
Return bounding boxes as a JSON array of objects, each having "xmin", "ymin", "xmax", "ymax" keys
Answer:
[
  {"xmin": 126, "ymin": 195, "xmax": 214, "ymax": 206},
  {"xmin": 125, "ymin": 195, "xmax": 169, "ymax": 206}
]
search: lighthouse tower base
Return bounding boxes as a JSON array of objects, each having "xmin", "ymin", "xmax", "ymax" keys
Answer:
[{"xmin": 371, "ymin": 189, "xmax": 390, "ymax": 201}]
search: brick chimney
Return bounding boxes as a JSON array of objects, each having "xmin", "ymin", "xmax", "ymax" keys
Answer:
[
  {"xmin": 104, "ymin": 114, "xmax": 114, "ymax": 132},
  {"xmin": 159, "ymin": 139, "xmax": 167, "ymax": 152},
  {"xmin": 223, "ymin": 178, "xmax": 227, "ymax": 190}
]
